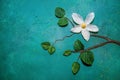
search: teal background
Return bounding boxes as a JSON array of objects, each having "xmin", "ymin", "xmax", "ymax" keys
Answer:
[{"xmin": 0, "ymin": 0, "xmax": 120, "ymax": 80}]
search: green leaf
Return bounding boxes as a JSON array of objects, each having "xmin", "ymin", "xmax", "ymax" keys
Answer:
[
  {"xmin": 74, "ymin": 40, "xmax": 84, "ymax": 51},
  {"xmin": 41, "ymin": 42, "xmax": 50, "ymax": 50},
  {"xmin": 48, "ymin": 46, "xmax": 56, "ymax": 55},
  {"xmin": 55, "ymin": 7, "xmax": 65, "ymax": 18},
  {"xmin": 58, "ymin": 17, "xmax": 68, "ymax": 27},
  {"xmin": 63, "ymin": 50, "xmax": 71, "ymax": 56},
  {"xmin": 72, "ymin": 62, "xmax": 80, "ymax": 75},
  {"xmin": 80, "ymin": 51, "xmax": 94, "ymax": 66}
]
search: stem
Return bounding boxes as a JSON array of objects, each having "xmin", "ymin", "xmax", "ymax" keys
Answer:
[
  {"xmin": 91, "ymin": 34, "xmax": 120, "ymax": 46},
  {"xmin": 52, "ymin": 33, "xmax": 75, "ymax": 46},
  {"xmin": 75, "ymin": 34, "xmax": 120, "ymax": 61},
  {"xmin": 52, "ymin": 18, "xmax": 75, "ymax": 46},
  {"xmin": 66, "ymin": 17, "xmax": 75, "ymax": 27},
  {"xmin": 80, "ymin": 41, "xmax": 114, "ymax": 53},
  {"xmin": 91, "ymin": 34, "xmax": 111, "ymax": 41},
  {"xmin": 72, "ymin": 34, "xmax": 120, "ymax": 53}
]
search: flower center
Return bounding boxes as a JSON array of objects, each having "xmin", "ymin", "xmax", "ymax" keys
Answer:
[{"xmin": 81, "ymin": 23, "xmax": 86, "ymax": 29}]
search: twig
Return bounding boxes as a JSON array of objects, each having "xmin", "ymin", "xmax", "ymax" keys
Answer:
[
  {"xmin": 66, "ymin": 17, "xmax": 75, "ymax": 27},
  {"xmin": 91, "ymin": 34, "xmax": 111, "ymax": 41},
  {"xmin": 72, "ymin": 34, "xmax": 120, "ymax": 54},
  {"xmin": 80, "ymin": 41, "xmax": 117, "ymax": 53},
  {"xmin": 91, "ymin": 34, "xmax": 120, "ymax": 46},
  {"xmin": 52, "ymin": 18, "xmax": 75, "ymax": 46},
  {"xmin": 52, "ymin": 33, "xmax": 75, "ymax": 46},
  {"xmin": 74, "ymin": 34, "xmax": 120, "ymax": 61}
]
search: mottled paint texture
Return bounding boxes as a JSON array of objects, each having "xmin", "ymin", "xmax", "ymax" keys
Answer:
[{"xmin": 0, "ymin": 0, "xmax": 120, "ymax": 80}]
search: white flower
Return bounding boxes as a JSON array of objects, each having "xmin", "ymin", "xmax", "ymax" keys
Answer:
[{"xmin": 71, "ymin": 12, "xmax": 99, "ymax": 41}]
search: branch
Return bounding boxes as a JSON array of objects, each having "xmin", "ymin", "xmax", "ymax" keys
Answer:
[
  {"xmin": 66, "ymin": 17, "xmax": 75, "ymax": 27},
  {"xmin": 80, "ymin": 41, "xmax": 117, "ymax": 53},
  {"xmin": 91, "ymin": 34, "xmax": 120, "ymax": 46},
  {"xmin": 52, "ymin": 33, "xmax": 75, "ymax": 46},
  {"xmin": 52, "ymin": 18, "xmax": 75, "ymax": 46},
  {"xmin": 91, "ymin": 34, "xmax": 111, "ymax": 41},
  {"xmin": 72, "ymin": 34, "xmax": 120, "ymax": 53}
]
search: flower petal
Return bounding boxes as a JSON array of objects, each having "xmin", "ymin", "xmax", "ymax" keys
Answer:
[
  {"xmin": 71, "ymin": 26, "xmax": 82, "ymax": 33},
  {"xmin": 85, "ymin": 12, "xmax": 95, "ymax": 25},
  {"xmin": 86, "ymin": 24, "xmax": 99, "ymax": 32},
  {"xmin": 72, "ymin": 13, "xmax": 84, "ymax": 24},
  {"xmin": 81, "ymin": 30, "xmax": 90, "ymax": 41}
]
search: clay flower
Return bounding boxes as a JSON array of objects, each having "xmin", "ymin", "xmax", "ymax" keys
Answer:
[{"xmin": 71, "ymin": 12, "xmax": 99, "ymax": 41}]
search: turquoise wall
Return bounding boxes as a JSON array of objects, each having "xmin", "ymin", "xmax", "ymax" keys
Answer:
[{"xmin": 0, "ymin": 0, "xmax": 120, "ymax": 80}]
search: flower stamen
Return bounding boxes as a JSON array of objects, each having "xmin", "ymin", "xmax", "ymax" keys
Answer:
[{"xmin": 81, "ymin": 23, "xmax": 86, "ymax": 29}]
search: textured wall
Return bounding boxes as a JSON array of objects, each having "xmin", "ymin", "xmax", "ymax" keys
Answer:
[{"xmin": 0, "ymin": 0, "xmax": 120, "ymax": 80}]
